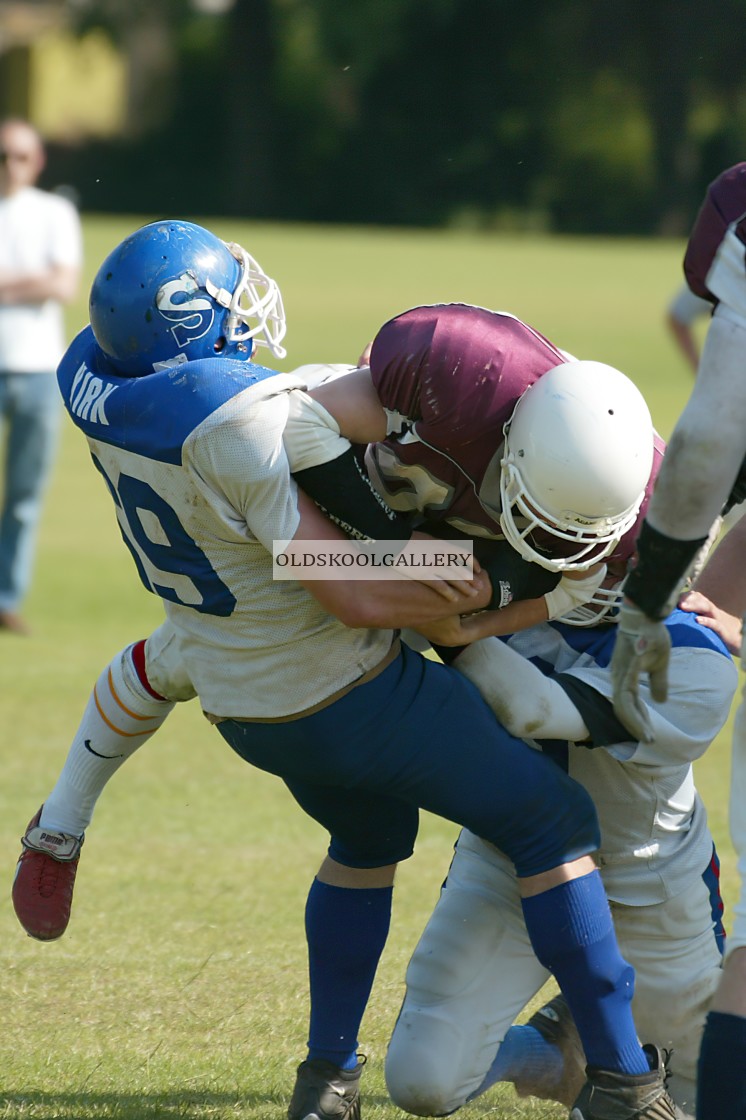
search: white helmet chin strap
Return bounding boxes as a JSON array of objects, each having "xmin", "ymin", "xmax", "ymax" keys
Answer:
[{"xmin": 205, "ymin": 241, "xmax": 288, "ymax": 359}]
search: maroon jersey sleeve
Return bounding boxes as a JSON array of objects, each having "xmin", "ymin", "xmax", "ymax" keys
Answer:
[
  {"xmin": 684, "ymin": 162, "xmax": 746, "ymax": 302},
  {"xmin": 369, "ymin": 304, "xmax": 567, "ymax": 457}
]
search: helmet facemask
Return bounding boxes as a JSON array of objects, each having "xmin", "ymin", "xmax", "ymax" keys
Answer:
[
  {"xmin": 206, "ymin": 241, "xmax": 287, "ymax": 359},
  {"xmin": 499, "ymin": 453, "xmax": 643, "ymax": 573}
]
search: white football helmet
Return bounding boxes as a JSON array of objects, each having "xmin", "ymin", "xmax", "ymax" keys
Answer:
[{"xmin": 499, "ymin": 360, "xmax": 654, "ymax": 572}]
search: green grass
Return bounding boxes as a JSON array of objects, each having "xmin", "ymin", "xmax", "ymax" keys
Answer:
[{"xmin": 0, "ymin": 217, "xmax": 733, "ymax": 1118}]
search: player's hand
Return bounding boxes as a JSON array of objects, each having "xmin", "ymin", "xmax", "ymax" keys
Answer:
[
  {"xmin": 407, "ymin": 533, "xmax": 489, "ymax": 604},
  {"xmin": 610, "ymin": 602, "xmax": 671, "ymax": 743},
  {"xmin": 411, "ymin": 611, "xmax": 487, "ymax": 647},
  {"xmin": 411, "ymin": 565, "xmax": 491, "ymax": 608},
  {"xmin": 679, "ymin": 589, "xmax": 744, "ymax": 655}
]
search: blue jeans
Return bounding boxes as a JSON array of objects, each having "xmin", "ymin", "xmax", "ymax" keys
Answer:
[{"xmin": 0, "ymin": 372, "xmax": 61, "ymax": 611}]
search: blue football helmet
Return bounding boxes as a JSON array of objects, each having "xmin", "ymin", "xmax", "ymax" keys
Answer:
[{"xmin": 89, "ymin": 219, "xmax": 287, "ymax": 375}]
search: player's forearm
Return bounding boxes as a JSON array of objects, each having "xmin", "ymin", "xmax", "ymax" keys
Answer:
[
  {"xmin": 453, "ymin": 638, "xmax": 588, "ymax": 741},
  {"xmin": 305, "ymin": 573, "xmax": 491, "ymax": 631},
  {"xmin": 411, "ymin": 598, "xmax": 548, "ymax": 648},
  {"xmin": 623, "ymin": 522, "xmax": 708, "ymax": 620},
  {"xmin": 290, "ymin": 490, "xmax": 491, "ymax": 629},
  {"xmin": 647, "ymin": 312, "xmax": 746, "ymax": 540},
  {"xmin": 626, "ymin": 313, "xmax": 746, "ymax": 619},
  {"xmin": 432, "ymin": 566, "xmax": 606, "ymax": 640},
  {"xmin": 0, "ymin": 263, "xmax": 79, "ymax": 305},
  {"xmin": 469, "ymin": 596, "xmax": 549, "ymax": 637}
]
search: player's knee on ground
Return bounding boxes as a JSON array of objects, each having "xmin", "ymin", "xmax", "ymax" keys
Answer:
[
  {"xmin": 385, "ymin": 894, "xmax": 495, "ymax": 1115},
  {"xmin": 385, "ymin": 870, "xmax": 529, "ymax": 1116},
  {"xmin": 386, "ymin": 1009, "xmax": 471, "ymax": 1116}
]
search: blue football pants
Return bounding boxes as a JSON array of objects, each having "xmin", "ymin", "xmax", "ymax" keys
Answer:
[{"xmin": 217, "ymin": 644, "xmax": 598, "ymax": 878}]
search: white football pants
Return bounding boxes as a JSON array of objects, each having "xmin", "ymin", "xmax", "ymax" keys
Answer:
[{"xmin": 386, "ymin": 830, "xmax": 722, "ymax": 1118}]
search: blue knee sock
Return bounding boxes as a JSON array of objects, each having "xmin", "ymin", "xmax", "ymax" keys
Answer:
[
  {"xmin": 305, "ymin": 879, "xmax": 393, "ymax": 1070},
  {"xmin": 521, "ymin": 872, "xmax": 648, "ymax": 1075},
  {"xmin": 469, "ymin": 1025, "xmax": 563, "ymax": 1099},
  {"xmin": 697, "ymin": 1010, "xmax": 746, "ymax": 1119}
]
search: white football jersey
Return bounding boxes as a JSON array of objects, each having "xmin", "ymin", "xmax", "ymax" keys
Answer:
[
  {"xmin": 503, "ymin": 613, "xmax": 738, "ymax": 904},
  {"xmin": 58, "ymin": 328, "xmax": 393, "ymax": 718}
]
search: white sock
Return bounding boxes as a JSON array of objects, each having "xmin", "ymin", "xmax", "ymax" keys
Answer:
[{"xmin": 41, "ymin": 643, "xmax": 174, "ymax": 835}]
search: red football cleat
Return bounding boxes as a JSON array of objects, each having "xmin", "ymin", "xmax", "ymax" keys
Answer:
[{"xmin": 12, "ymin": 807, "xmax": 84, "ymax": 941}]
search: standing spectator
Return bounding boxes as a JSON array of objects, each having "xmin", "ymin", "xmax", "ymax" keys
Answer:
[
  {"xmin": 665, "ymin": 281, "xmax": 712, "ymax": 373},
  {"xmin": 0, "ymin": 118, "xmax": 82, "ymax": 634}
]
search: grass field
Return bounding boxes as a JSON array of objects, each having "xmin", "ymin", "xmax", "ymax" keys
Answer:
[{"xmin": 0, "ymin": 217, "xmax": 733, "ymax": 1119}]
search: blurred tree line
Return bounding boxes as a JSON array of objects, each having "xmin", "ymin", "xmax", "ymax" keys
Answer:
[{"xmin": 49, "ymin": 0, "xmax": 746, "ymax": 234}]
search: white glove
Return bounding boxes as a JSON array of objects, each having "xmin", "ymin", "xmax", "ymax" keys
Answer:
[
  {"xmin": 544, "ymin": 565, "xmax": 607, "ymax": 621},
  {"xmin": 610, "ymin": 602, "xmax": 671, "ymax": 743}
]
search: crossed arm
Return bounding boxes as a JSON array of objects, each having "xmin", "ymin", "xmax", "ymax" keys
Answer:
[
  {"xmin": 287, "ymin": 489, "xmax": 492, "ymax": 632},
  {"xmin": 0, "ymin": 262, "xmax": 80, "ymax": 305}
]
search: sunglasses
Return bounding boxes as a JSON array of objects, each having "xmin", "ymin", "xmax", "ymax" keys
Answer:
[{"xmin": 0, "ymin": 150, "xmax": 33, "ymax": 163}]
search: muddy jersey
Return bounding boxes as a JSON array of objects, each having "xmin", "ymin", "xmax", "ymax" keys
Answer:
[
  {"xmin": 366, "ymin": 303, "xmax": 663, "ymax": 566},
  {"xmin": 57, "ymin": 327, "xmax": 393, "ymax": 718},
  {"xmin": 505, "ymin": 610, "xmax": 738, "ymax": 903}
]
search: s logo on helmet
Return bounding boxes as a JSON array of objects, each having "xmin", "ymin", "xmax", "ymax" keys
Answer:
[{"xmin": 156, "ymin": 272, "xmax": 215, "ymax": 350}]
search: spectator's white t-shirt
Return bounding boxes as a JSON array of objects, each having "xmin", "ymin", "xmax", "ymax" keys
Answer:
[{"xmin": 0, "ymin": 186, "xmax": 82, "ymax": 372}]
